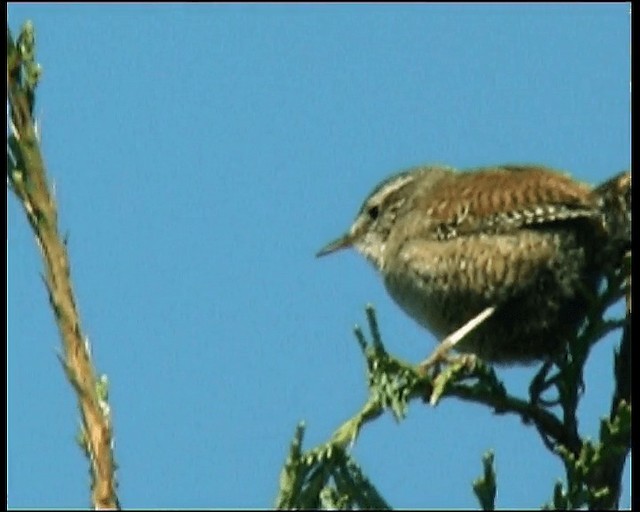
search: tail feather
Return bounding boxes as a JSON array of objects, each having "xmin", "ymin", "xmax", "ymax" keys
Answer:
[{"xmin": 594, "ymin": 171, "xmax": 631, "ymax": 249}]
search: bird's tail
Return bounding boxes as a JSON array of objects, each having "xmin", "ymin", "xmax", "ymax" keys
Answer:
[{"xmin": 594, "ymin": 171, "xmax": 631, "ymax": 251}]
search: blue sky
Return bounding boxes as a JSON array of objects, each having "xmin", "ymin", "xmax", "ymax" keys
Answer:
[{"xmin": 7, "ymin": 4, "xmax": 630, "ymax": 509}]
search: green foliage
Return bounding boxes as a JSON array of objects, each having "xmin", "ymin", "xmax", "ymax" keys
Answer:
[
  {"xmin": 7, "ymin": 21, "xmax": 42, "ymax": 122},
  {"xmin": 472, "ymin": 451, "xmax": 496, "ymax": 511},
  {"xmin": 276, "ymin": 423, "xmax": 390, "ymax": 510},
  {"xmin": 544, "ymin": 401, "xmax": 631, "ymax": 510},
  {"xmin": 275, "ymin": 266, "xmax": 630, "ymax": 509}
]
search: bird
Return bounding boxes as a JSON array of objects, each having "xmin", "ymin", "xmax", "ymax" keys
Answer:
[{"xmin": 316, "ymin": 164, "xmax": 630, "ymax": 365}]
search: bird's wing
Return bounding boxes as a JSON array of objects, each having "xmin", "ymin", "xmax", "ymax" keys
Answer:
[{"xmin": 408, "ymin": 165, "xmax": 603, "ymax": 240}]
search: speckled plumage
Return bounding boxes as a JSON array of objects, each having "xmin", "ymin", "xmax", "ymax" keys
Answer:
[{"xmin": 318, "ymin": 164, "xmax": 630, "ymax": 364}]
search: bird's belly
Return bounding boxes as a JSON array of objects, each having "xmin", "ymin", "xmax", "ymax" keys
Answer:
[
  {"xmin": 383, "ymin": 276, "xmax": 452, "ymax": 337},
  {"xmin": 381, "ymin": 230, "xmax": 601, "ymax": 364},
  {"xmin": 383, "ymin": 270, "xmax": 476, "ymax": 341}
]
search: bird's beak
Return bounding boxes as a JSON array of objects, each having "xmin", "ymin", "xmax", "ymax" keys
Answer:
[{"xmin": 316, "ymin": 232, "xmax": 354, "ymax": 258}]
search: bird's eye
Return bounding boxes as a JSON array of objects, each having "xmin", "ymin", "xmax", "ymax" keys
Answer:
[{"xmin": 367, "ymin": 205, "xmax": 380, "ymax": 220}]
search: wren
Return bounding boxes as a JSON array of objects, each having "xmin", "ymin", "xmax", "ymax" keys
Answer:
[{"xmin": 317, "ymin": 164, "xmax": 630, "ymax": 364}]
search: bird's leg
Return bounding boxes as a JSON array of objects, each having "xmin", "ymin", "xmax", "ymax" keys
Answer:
[{"xmin": 418, "ymin": 305, "xmax": 497, "ymax": 374}]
